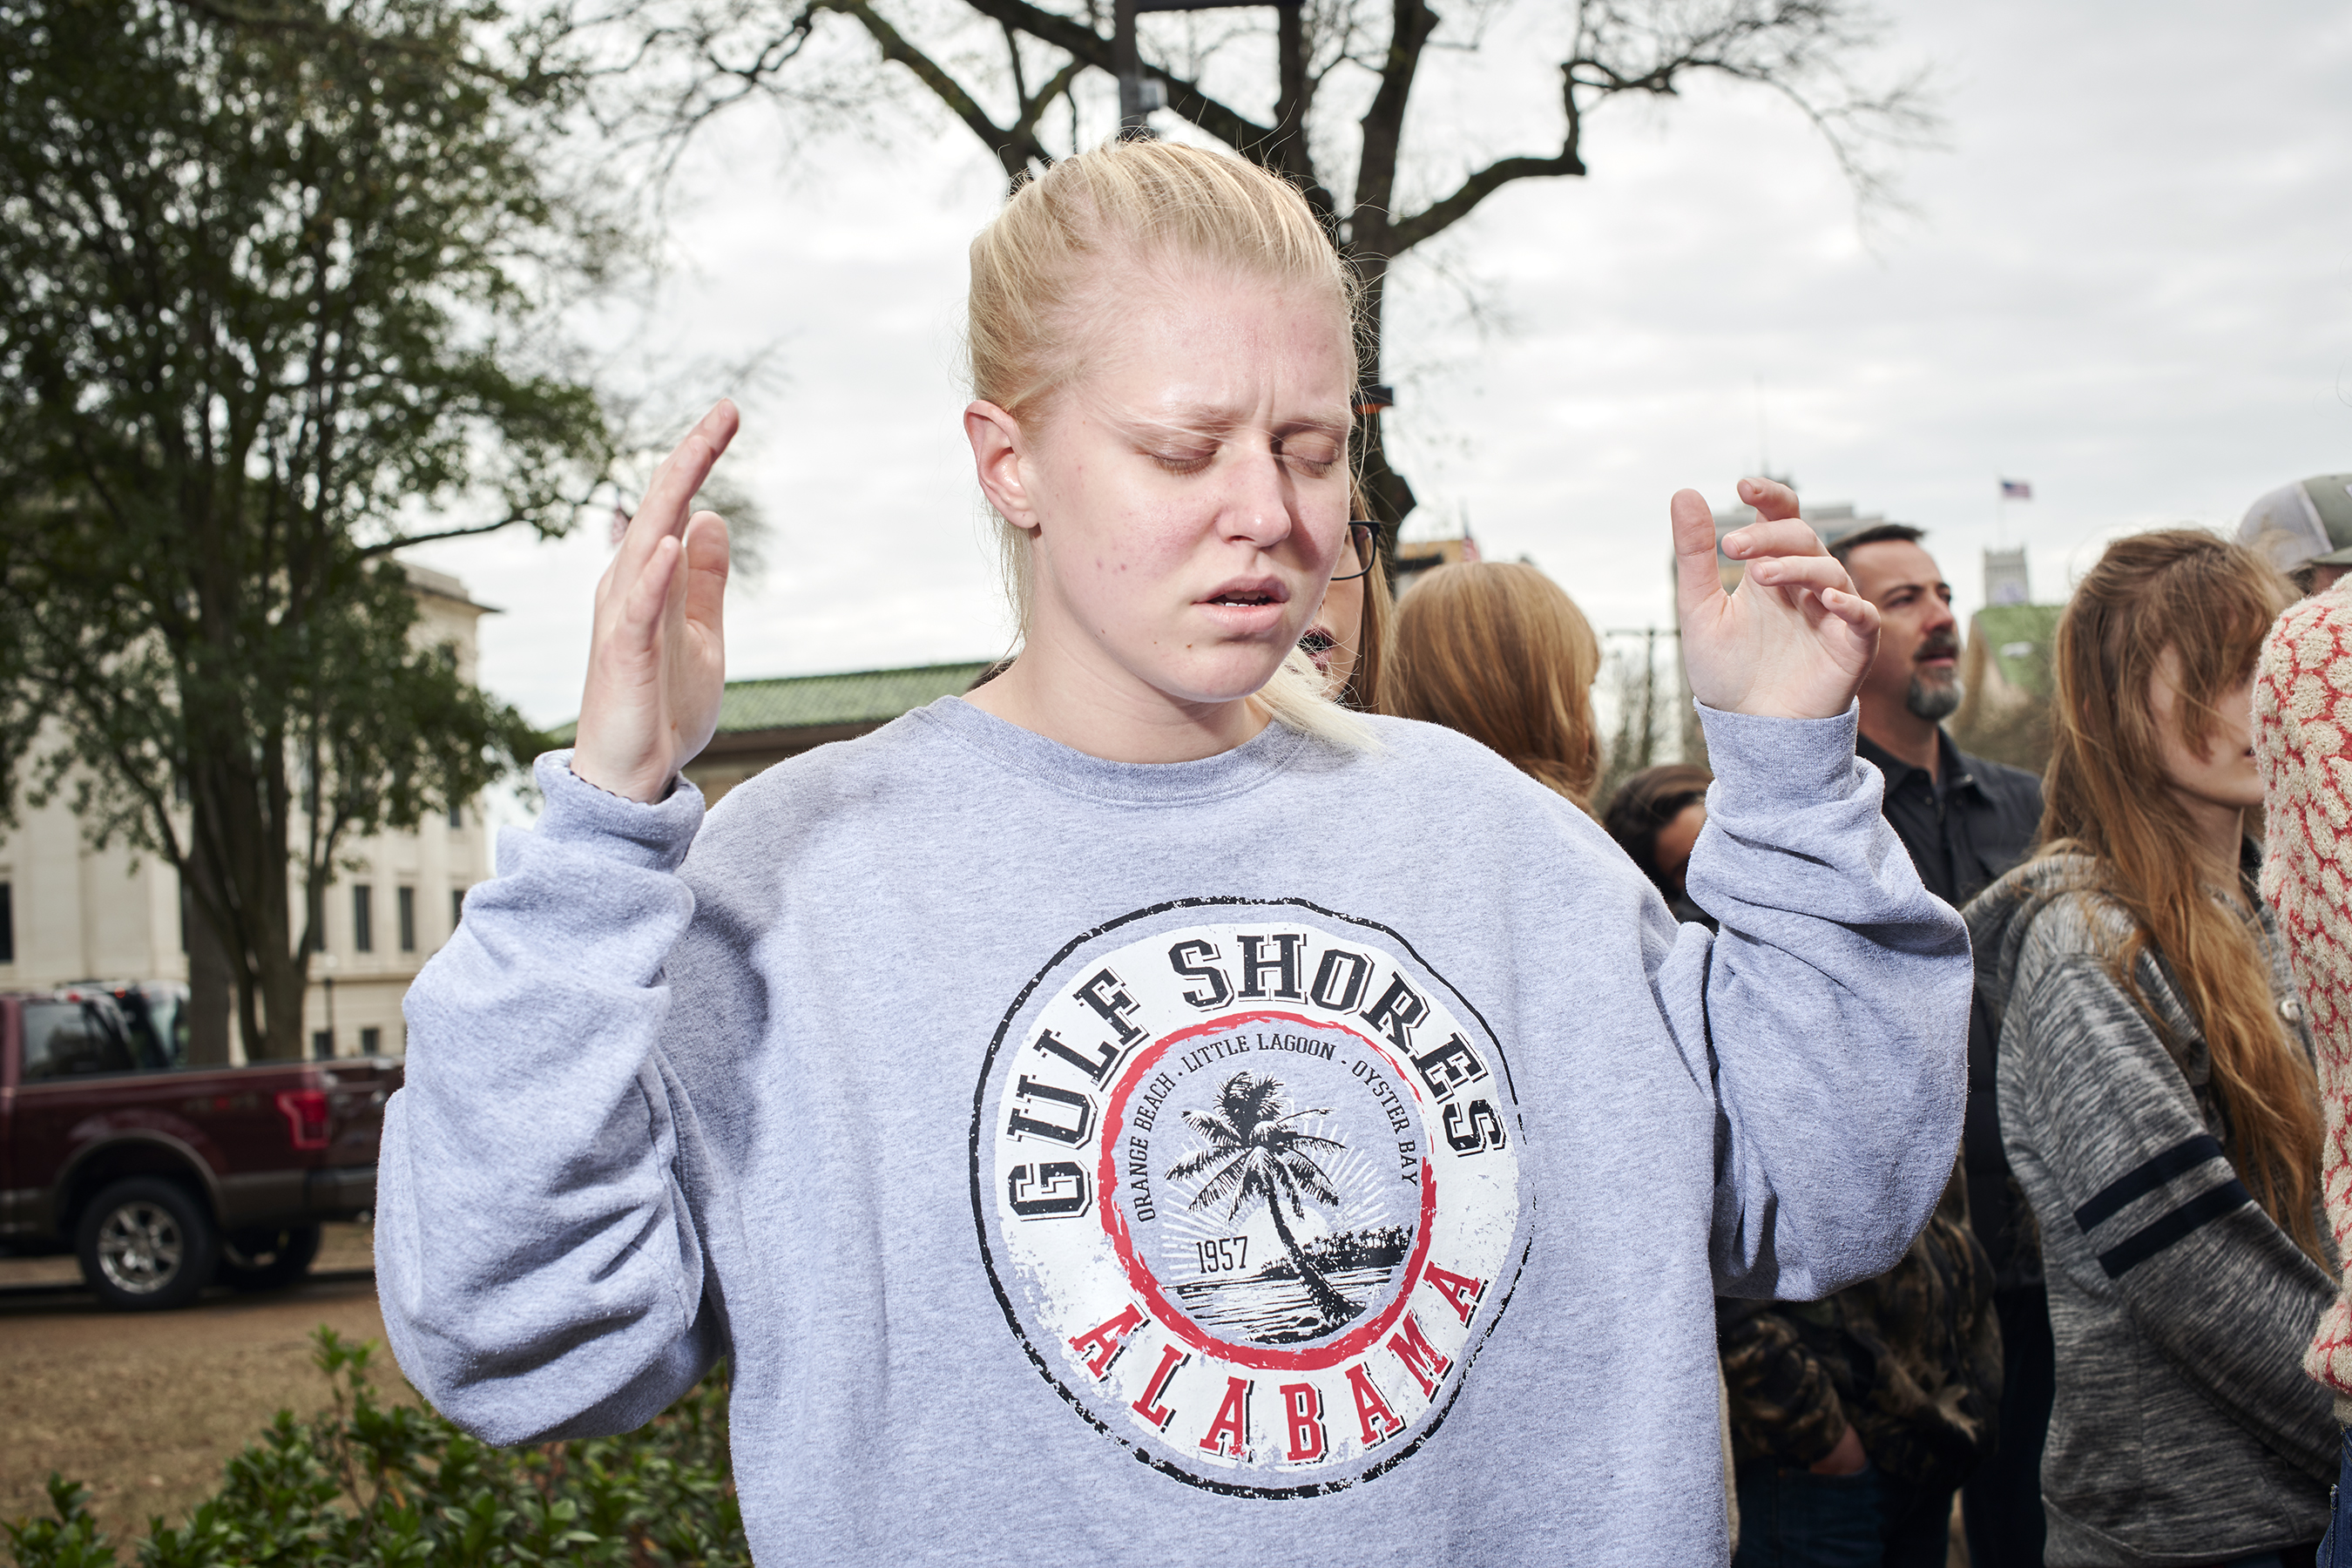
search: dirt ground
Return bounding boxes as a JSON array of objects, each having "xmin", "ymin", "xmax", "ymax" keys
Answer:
[
  {"xmin": 0, "ymin": 1223, "xmax": 415, "ymax": 1549},
  {"xmin": 1, "ymin": 1225, "xmax": 1973, "ymax": 1564}
]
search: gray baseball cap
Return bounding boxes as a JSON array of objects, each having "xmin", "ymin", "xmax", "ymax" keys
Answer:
[{"xmin": 2240, "ymin": 473, "xmax": 2352, "ymax": 571}]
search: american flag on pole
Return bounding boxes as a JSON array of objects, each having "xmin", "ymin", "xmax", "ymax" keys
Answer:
[{"xmin": 2000, "ymin": 478, "xmax": 2033, "ymax": 501}]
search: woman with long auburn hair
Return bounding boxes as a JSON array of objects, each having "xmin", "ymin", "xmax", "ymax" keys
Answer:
[
  {"xmin": 1969, "ymin": 528, "xmax": 2335, "ymax": 1565},
  {"xmin": 1389, "ymin": 559, "xmax": 1604, "ymax": 809}
]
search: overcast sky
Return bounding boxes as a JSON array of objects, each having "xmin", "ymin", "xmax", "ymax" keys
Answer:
[{"xmin": 410, "ymin": 0, "xmax": 2352, "ymax": 740}]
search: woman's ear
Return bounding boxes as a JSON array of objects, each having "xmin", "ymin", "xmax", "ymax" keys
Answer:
[{"xmin": 965, "ymin": 401, "xmax": 1037, "ymax": 532}]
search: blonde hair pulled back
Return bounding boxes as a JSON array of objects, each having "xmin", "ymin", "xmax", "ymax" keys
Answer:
[{"xmin": 967, "ymin": 139, "xmax": 1372, "ymax": 748}]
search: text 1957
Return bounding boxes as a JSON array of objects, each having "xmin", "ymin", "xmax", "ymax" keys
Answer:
[{"xmin": 1195, "ymin": 1236, "xmax": 1249, "ymax": 1274}]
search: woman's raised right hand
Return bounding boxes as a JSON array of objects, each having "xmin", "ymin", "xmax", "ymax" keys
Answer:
[{"xmin": 571, "ymin": 401, "xmax": 740, "ymax": 803}]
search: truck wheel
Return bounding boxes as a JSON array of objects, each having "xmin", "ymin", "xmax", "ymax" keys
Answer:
[
  {"xmin": 216, "ymin": 1224, "xmax": 321, "ymax": 1291},
  {"xmin": 76, "ymin": 1179, "xmax": 220, "ymax": 1311}
]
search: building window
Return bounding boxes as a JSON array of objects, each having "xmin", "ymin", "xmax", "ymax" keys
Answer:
[
  {"xmin": 360, "ymin": 1025, "xmax": 382, "ymax": 1056},
  {"xmin": 451, "ymin": 887, "xmax": 465, "ymax": 931},
  {"xmin": 397, "ymin": 886, "xmax": 416, "ymax": 953},
  {"xmin": 449, "ymin": 801, "xmax": 463, "ymax": 829},
  {"xmin": 0, "ymin": 881, "xmax": 12, "ymax": 965},
  {"xmin": 352, "ymin": 884, "xmax": 374, "ymax": 954},
  {"xmin": 312, "ymin": 1029, "xmax": 334, "ymax": 1060}
]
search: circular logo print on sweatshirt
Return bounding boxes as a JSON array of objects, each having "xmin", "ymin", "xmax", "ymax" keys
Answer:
[{"xmin": 970, "ymin": 898, "xmax": 1530, "ymax": 1497}]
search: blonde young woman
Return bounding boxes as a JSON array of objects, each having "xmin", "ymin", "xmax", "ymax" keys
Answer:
[
  {"xmin": 1389, "ymin": 560, "xmax": 1605, "ymax": 810},
  {"xmin": 1970, "ymin": 531, "xmax": 2335, "ymax": 1565},
  {"xmin": 375, "ymin": 141, "xmax": 1970, "ymax": 1565}
]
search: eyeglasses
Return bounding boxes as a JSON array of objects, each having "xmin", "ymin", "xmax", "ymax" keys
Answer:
[{"xmin": 1332, "ymin": 522, "xmax": 1380, "ymax": 582}]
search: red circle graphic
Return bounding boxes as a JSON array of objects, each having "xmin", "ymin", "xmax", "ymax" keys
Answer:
[{"xmin": 1094, "ymin": 1009, "xmax": 1439, "ymax": 1372}]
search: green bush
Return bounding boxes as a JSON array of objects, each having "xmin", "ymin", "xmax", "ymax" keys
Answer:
[{"xmin": 3, "ymin": 1329, "xmax": 749, "ymax": 1567}]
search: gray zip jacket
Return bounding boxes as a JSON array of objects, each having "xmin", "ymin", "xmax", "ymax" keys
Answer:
[
  {"xmin": 376, "ymin": 699, "xmax": 1969, "ymax": 1566},
  {"xmin": 1972, "ymin": 854, "xmax": 2335, "ymax": 1567}
]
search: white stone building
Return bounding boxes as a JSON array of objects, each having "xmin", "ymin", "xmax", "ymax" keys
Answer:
[{"xmin": 0, "ymin": 563, "xmax": 497, "ymax": 1060}]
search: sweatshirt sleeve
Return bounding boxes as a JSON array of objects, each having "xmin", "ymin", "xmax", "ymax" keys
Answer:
[
  {"xmin": 374, "ymin": 754, "xmax": 724, "ymax": 1446},
  {"xmin": 1677, "ymin": 703, "xmax": 1974, "ymax": 1301},
  {"xmin": 2000, "ymin": 950, "xmax": 2336, "ymax": 1481}
]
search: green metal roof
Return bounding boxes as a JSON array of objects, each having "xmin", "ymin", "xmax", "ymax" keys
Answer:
[
  {"xmin": 550, "ymin": 659, "xmax": 996, "ymax": 743},
  {"xmin": 1972, "ymin": 604, "xmax": 2065, "ymax": 698}
]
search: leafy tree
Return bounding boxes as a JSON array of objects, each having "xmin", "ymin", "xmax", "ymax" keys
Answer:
[
  {"xmin": 591, "ymin": 0, "xmax": 1933, "ymax": 526},
  {"xmin": 1166, "ymin": 1069, "xmax": 1357, "ymax": 1328},
  {"xmin": 1950, "ymin": 607, "xmax": 2056, "ymax": 776},
  {"xmin": 0, "ymin": 0, "xmax": 620, "ymax": 1058}
]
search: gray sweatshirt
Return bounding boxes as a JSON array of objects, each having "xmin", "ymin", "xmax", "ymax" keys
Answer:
[
  {"xmin": 376, "ymin": 698, "xmax": 1969, "ymax": 1566},
  {"xmin": 1972, "ymin": 854, "xmax": 2335, "ymax": 1567}
]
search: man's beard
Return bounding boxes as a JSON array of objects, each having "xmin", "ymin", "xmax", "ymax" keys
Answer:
[{"xmin": 1906, "ymin": 668, "xmax": 1964, "ymax": 722}]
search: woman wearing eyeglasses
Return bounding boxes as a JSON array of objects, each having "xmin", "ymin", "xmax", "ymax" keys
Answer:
[
  {"xmin": 375, "ymin": 140, "xmax": 1970, "ymax": 1565},
  {"xmin": 1298, "ymin": 504, "xmax": 1393, "ymax": 712}
]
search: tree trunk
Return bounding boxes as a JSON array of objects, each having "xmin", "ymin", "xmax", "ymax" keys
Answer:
[
  {"xmin": 1356, "ymin": 414, "xmax": 1416, "ymax": 540},
  {"xmin": 257, "ymin": 937, "xmax": 311, "ymax": 1063},
  {"xmin": 180, "ymin": 875, "xmax": 233, "ymax": 1067},
  {"xmin": 1273, "ymin": 3, "xmax": 1309, "ymax": 185},
  {"xmin": 183, "ymin": 708, "xmax": 309, "ymax": 1062},
  {"xmin": 1335, "ymin": 0, "xmax": 1434, "ymax": 546},
  {"xmin": 1266, "ymin": 1195, "xmax": 1358, "ymax": 1327},
  {"xmin": 1347, "ymin": 262, "xmax": 1416, "ymax": 556}
]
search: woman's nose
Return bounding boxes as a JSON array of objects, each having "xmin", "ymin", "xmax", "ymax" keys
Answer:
[{"xmin": 1220, "ymin": 451, "xmax": 1295, "ymax": 548}]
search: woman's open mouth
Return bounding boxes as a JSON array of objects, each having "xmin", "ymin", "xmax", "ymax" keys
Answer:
[{"xmin": 1197, "ymin": 578, "xmax": 1291, "ymax": 633}]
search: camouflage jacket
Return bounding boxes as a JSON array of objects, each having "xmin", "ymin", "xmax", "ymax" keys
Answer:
[{"xmin": 1718, "ymin": 1164, "xmax": 2004, "ymax": 1491}]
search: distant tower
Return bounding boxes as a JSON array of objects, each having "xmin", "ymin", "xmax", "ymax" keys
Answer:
[{"xmin": 1984, "ymin": 546, "xmax": 2030, "ymax": 607}]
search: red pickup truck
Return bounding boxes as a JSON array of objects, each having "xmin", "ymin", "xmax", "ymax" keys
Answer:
[{"xmin": 0, "ymin": 983, "xmax": 397, "ymax": 1310}]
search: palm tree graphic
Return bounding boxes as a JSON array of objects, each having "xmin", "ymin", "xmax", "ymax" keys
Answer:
[{"xmin": 1166, "ymin": 1071, "xmax": 1360, "ymax": 1329}]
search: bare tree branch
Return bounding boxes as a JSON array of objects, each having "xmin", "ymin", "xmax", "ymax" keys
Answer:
[
  {"xmin": 1389, "ymin": 1, "xmax": 1933, "ymax": 253},
  {"xmin": 573, "ymin": 0, "xmax": 1937, "ymax": 525},
  {"xmin": 825, "ymin": 0, "xmax": 1044, "ymax": 176},
  {"xmin": 1347, "ymin": 0, "xmax": 1441, "ymax": 268},
  {"xmin": 1011, "ymin": 55, "xmax": 1086, "ymax": 154}
]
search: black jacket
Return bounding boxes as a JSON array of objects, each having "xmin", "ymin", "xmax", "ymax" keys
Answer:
[
  {"xmin": 1717, "ymin": 731, "xmax": 2031, "ymax": 1483},
  {"xmin": 1858, "ymin": 730, "xmax": 2044, "ymax": 1288}
]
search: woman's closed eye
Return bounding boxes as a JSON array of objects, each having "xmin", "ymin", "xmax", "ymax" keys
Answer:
[
  {"xmin": 1148, "ymin": 445, "xmax": 1219, "ymax": 475},
  {"xmin": 1145, "ymin": 429, "xmax": 1343, "ymax": 477},
  {"xmin": 1273, "ymin": 431, "xmax": 1342, "ymax": 476}
]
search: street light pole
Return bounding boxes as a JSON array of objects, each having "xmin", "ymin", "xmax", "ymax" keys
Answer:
[
  {"xmin": 1274, "ymin": 0, "xmax": 1305, "ymax": 176},
  {"xmin": 1114, "ymin": 0, "xmax": 1144, "ymax": 133},
  {"xmin": 319, "ymin": 952, "xmax": 338, "ymax": 1061}
]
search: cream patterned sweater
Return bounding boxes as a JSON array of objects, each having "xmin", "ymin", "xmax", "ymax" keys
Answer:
[{"xmin": 2254, "ymin": 578, "xmax": 2352, "ymax": 1419}]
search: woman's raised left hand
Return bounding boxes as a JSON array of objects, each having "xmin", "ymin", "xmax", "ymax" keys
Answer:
[{"xmin": 1672, "ymin": 477, "xmax": 1879, "ymax": 720}]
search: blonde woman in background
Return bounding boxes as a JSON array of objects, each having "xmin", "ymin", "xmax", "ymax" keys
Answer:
[{"xmin": 1389, "ymin": 559, "xmax": 1605, "ymax": 810}]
